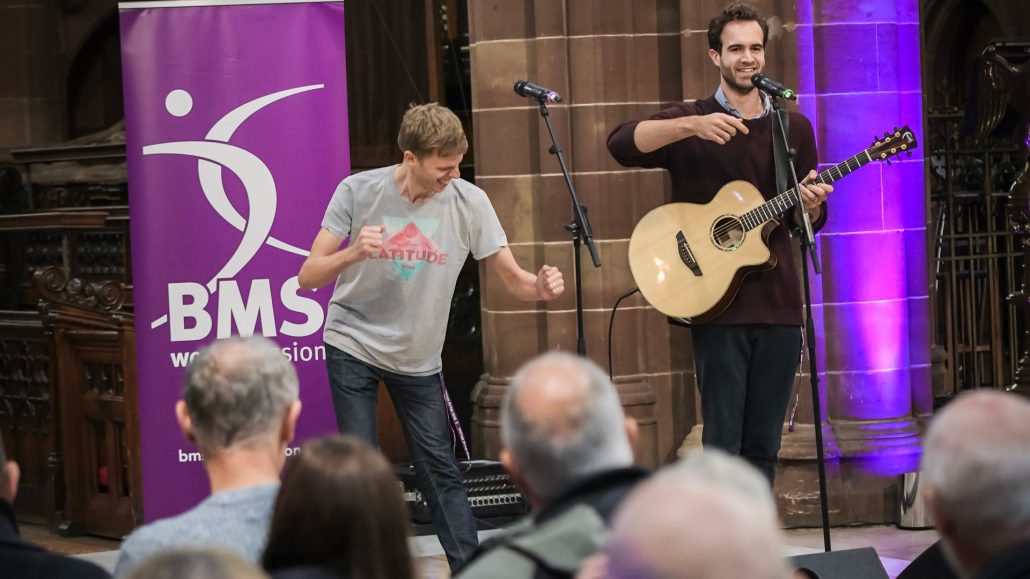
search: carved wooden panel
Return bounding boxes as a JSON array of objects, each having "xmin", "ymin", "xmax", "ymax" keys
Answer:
[
  {"xmin": 25, "ymin": 232, "xmax": 64, "ymax": 274},
  {"xmin": 31, "ymin": 182, "xmax": 128, "ymax": 210},
  {"xmin": 77, "ymin": 231, "xmax": 128, "ymax": 278},
  {"xmin": 35, "ymin": 265, "xmax": 126, "ymax": 312},
  {"xmin": 0, "ymin": 311, "xmax": 60, "ymax": 525},
  {"xmin": 56, "ymin": 330, "xmax": 136, "ymax": 537},
  {"xmin": 1, "ymin": 207, "xmax": 131, "ymax": 309},
  {"xmin": 35, "ymin": 266, "xmax": 141, "ymax": 538}
]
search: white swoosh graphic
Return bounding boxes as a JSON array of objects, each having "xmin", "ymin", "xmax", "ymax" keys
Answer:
[
  {"xmin": 195, "ymin": 84, "xmax": 324, "ymax": 257},
  {"xmin": 143, "ymin": 141, "xmax": 276, "ymax": 292}
]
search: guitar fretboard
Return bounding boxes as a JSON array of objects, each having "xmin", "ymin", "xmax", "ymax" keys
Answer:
[{"xmin": 739, "ymin": 149, "xmax": 874, "ymax": 231}]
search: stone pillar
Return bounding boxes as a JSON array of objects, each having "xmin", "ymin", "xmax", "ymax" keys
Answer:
[
  {"xmin": 792, "ymin": 0, "xmax": 929, "ymax": 523},
  {"xmin": 0, "ymin": 0, "xmax": 65, "ymax": 156},
  {"xmin": 467, "ymin": 0, "xmax": 696, "ymax": 468}
]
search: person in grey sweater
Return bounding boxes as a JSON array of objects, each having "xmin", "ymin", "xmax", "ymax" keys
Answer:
[{"xmin": 114, "ymin": 336, "xmax": 302, "ymax": 577}]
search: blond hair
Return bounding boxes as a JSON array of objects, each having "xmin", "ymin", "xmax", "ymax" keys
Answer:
[{"xmin": 397, "ymin": 103, "xmax": 468, "ymax": 158}]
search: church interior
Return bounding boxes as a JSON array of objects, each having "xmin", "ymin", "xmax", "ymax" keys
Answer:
[{"xmin": 0, "ymin": 0, "xmax": 1028, "ymax": 576}]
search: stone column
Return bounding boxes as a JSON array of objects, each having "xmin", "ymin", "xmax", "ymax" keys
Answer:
[
  {"xmin": 467, "ymin": 0, "xmax": 695, "ymax": 468},
  {"xmin": 792, "ymin": 0, "xmax": 930, "ymax": 523}
]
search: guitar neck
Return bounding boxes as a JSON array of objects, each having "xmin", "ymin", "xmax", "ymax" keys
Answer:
[{"xmin": 742, "ymin": 148, "xmax": 875, "ymax": 231}]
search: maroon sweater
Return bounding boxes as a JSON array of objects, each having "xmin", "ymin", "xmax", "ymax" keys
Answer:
[{"xmin": 607, "ymin": 96, "xmax": 826, "ymax": 326}]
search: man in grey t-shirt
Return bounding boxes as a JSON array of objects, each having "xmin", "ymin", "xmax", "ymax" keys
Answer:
[{"xmin": 299, "ymin": 103, "xmax": 564, "ymax": 570}]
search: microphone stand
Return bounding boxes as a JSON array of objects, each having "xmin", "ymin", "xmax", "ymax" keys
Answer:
[
  {"xmin": 533, "ymin": 99, "xmax": 601, "ymax": 356},
  {"xmin": 770, "ymin": 94, "xmax": 831, "ymax": 552}
]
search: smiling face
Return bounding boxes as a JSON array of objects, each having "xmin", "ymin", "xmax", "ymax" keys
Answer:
[
  {"xmin": 405, "ymin": 151, "xmax": 463, "ymax": 195},
  {"xmin": 708, "ymin": 19, "xmax": 765, "ymax": 96}
]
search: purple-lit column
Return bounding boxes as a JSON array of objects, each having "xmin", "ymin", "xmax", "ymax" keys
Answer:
[{"xmin": 797, "ymin": 0, "xmax": 930, "ymax": 495}]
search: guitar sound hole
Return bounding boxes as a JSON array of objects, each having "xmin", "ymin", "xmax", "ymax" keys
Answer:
[{"xmin": 710, "ymin": 216, "xmax": 745, "ymax": 251}]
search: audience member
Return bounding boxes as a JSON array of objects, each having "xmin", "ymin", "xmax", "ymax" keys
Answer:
[
  {"xmin": 457, "ymin": 352, "xmax": 647, "ymax": 579},
  {"xmin": 921, "ymin": 390, "xmax": 1030, "ymax": 579},
  {"xmin": 589, "ymin": 450, "xmax": 790, "ymax": 579},
  {"xmin": 125, "ymin": 547, "xmax": 270, "ymax": 579},
  {"xmin": 261, "ymin": 435, "xmax": 413, "ymax": 579},
  {"xmin": 115, "ymin": 336, "xmax": 302, "ymax": 577},
  {"xmin": 0, "ymin": 432, "xmax": 111, "ymax": 578}
]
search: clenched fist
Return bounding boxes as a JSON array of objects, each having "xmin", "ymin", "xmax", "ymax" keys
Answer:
[
  {"xmin": 350, "ymin": 225, "xmax": 385, "ymax": 260},
  {"xmin": 534, "ymin": 265, "xmax": 565, "ymax": 300}
]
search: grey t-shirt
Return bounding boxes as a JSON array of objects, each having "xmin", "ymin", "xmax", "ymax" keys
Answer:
[{"xmin": 321, "ymin": 165, "xmax": 507, "ymax": 375}]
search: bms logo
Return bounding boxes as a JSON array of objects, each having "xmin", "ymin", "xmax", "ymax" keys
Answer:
[{"xmin": 146, "ymin": 86, "xmax": 326, "ymax": 343}]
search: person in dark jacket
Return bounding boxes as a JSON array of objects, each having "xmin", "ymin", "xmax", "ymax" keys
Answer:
[
  {"xmin": 456, "ymin": 352, "xmax": 648, "ymax": 579},
  {"xmin": 0, "ymin": 433, "xmax": 111, "ymax": 579}
]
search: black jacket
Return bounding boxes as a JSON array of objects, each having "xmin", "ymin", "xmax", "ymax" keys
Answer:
[
  {"xmin": 977, "ymin": 541, "xmax": 1030, "ymax": 579},
  {"xmin": 0, "ymin": 500, "xmax": 111, "ymax": 579},
  {"xmin": 457, "ymin": 467, "xmax": 650, "ymax": 579}
]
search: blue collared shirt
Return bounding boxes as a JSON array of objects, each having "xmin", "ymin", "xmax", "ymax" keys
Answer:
[{"xmin": 715, "ymin": 86, "xmax": 771, "ymax": 119}]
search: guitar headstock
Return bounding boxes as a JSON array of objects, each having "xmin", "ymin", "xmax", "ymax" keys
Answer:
[{"xmin": 869, "ymin": 126, "xmax": 918, "ymax": 164}]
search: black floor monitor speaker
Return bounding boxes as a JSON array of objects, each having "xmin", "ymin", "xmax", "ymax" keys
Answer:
[
  {"xmin": 790, "ymin": 547, "xmax": 890, "ymax": 579},
  {"xmin": 393, "ymin": 460, "xmax": 528, "ymax": 535}
]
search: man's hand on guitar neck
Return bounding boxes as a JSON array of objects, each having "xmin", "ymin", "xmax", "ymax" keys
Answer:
[
  {"xmin": 796, "ymin": 169, "xmax": 832, "ymax": 221},
  {"xmin": 633, "ymin": 113, "xmax": 749, "ymax": 152}
]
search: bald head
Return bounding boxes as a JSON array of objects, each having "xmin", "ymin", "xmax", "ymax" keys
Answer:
[
  {"xmin": 182, "ymin": 336, "xmax": 299, "ymax": 455},
  {"xmin": 922, "ymin": 390, "xmax": 1030, "ymax": 573},
  {"xmin": 502, "ymin": 352, "xmax": 633, "ymax": 502},
  {"xmin": 925, "ymin": 389, "xmax": 1030, "ymax": 453},
  {"xmin": 511, "ymin": 355, "xmax": 594, "ymax": 439},
  {"xmin": 606, "ymin": 452, "xmax": 788, "ymax": 579}
]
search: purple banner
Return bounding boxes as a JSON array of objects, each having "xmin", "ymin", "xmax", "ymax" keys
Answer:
[{"xmin": 119, "ymin": 0, "xmax": 347, "ymax": 521}]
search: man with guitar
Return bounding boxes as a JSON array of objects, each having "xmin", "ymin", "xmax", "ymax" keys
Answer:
[{"xmin": 606, "ymin": 2, "xmax": 832, "ymax": 486}]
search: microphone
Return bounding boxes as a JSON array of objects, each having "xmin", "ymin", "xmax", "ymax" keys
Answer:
[
  {"xmin": 514, "ymin": 80, "xmax": 562, "ymax": 103},
  {"xmin": 750, "ymin": 73, "xmax": 797, "ymax": 101}
]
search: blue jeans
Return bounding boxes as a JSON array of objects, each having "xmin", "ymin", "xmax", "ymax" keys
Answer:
[
  {"xmin": 691, "ymin": 324, "xmax": 802, "ymax": 486},
  {"xmin": 325, "ymin": 345, "xmax": 478, "ymax": 570}
]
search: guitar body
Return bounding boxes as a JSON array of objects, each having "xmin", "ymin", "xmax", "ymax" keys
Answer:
[
  {"xmin": 629, "ymin": 180, "xmax": 777, "ymax": 322},
  {"xmin": 628, "ymin": 125, "xmax": 918, "ymax": 322}
]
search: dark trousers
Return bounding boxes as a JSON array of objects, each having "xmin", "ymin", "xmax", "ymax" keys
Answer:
[
  {"xmin": 325, "ymin": 345, "xmax": 479, "ymax": 570},
  {"xmin": 691, "ymin": 323, "xmax": 802, "ymax": 486}
]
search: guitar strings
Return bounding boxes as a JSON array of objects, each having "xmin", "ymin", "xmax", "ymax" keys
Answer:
[
  {"xmin": 708, "ymin": 153, "xmax": 869, "ymax": 238},
  {"xmin": 704, "ymin": 137, "xmax": 911, "ymax": 249}
]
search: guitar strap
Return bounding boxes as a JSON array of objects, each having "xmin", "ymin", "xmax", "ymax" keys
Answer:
[{"xmin": 771, "ymin": 107, "xmax": 791, "ymax": 202}]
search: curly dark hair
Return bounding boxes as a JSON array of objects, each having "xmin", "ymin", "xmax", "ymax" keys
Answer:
[{"xmin": 707, "ymin": 3, "xmax": 769, "ymax": 53}]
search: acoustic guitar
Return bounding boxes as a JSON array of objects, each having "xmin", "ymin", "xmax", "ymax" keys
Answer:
[{"xmin": 628, "ymin": 126, "xmax": 918, "ymax": 322}]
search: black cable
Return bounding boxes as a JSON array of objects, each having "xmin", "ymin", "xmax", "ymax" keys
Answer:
[
  {"xmin": 607, "ymin": 287, "xmax": 640, "ymax": 380},
  {"xmin": 368, "ymin": 0, "xmax": 424, "ymax": 103},
  {"xmin": 448, "ymin": 41, "xmax": 470, "ymax": 115}
]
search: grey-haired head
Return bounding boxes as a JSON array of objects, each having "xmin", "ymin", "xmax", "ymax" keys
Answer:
[
  {"xmin": 501, "ymin": 351, "xmax": 634, "ymax": 503},
  {"xmin": 181, "ymin": 336, "xmax": 299, "ymax": 455}
]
